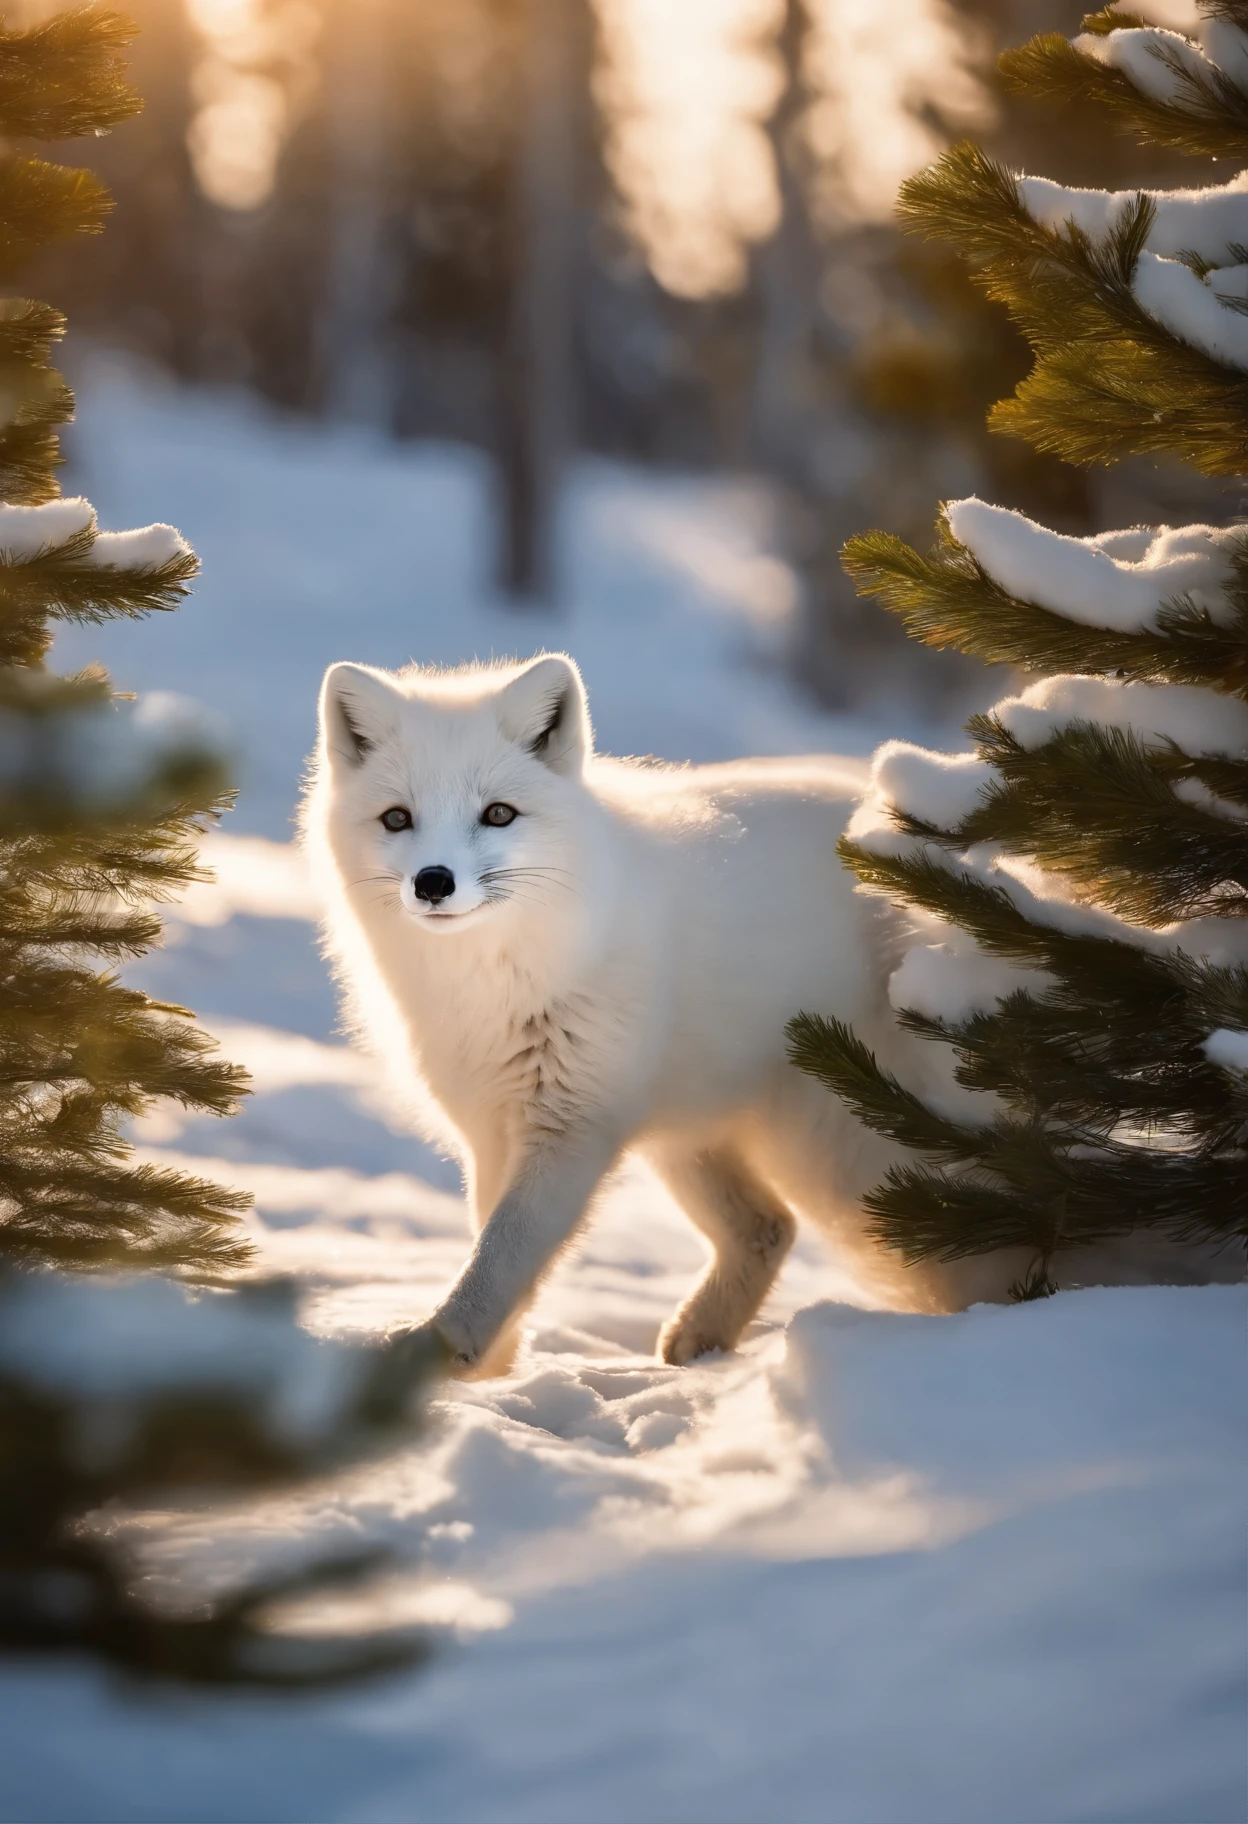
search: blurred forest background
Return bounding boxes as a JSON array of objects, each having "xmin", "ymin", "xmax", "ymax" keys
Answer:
[{"xmin": 15, "ymin": 0, "xmax": 1242, "ymax": 713}]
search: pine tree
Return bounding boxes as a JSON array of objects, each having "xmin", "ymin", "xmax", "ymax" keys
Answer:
[
  {"xmin": 0, "ymin": 5, "xmax": 252, "ymax": 1273},
  {"xmin": 1, "ymin": 1268, "xmax": 439, "ymax": 1683},
  {"xmin": 789, "ymin": 3, "xmax": 1248, "ymax": 1288},
  {"xmin": 0, "ymin": 14, "xmax": 444, "ymax": 1683}
]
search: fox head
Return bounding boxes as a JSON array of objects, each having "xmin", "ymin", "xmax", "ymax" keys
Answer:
[{"xmin": 311, "ymin": 653, "xmax": 594, "ymax": 940}]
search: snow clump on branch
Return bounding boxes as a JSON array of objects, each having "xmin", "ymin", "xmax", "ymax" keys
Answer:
[
  {"xmin": 1016, "ymin": 169, "xmax": 1248, "ymax": 262},
  {"xmin": 992, "ymin": 675, "xmax": 1248, "ymax": 756},
  {"xmin": 0, "ymin": 496, "xmax": 191, "ymax": 569},
  {"xmin": 946, "ymin": 497, "xmax": 1242, "ymax": 630},
  {"xmin": 1073, "ymin": 20, "xmax": 1248, "ymax": 105}
]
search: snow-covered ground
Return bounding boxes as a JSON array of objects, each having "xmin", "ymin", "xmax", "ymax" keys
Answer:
[{"xmin": 0, "ymin": 358, "xmax": 1243, "ymax": 1824}]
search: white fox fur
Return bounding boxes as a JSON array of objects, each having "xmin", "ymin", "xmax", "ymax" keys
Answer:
[{"xmin": 302, "ymin": 652, "xmax": 1241, "ymax": 1374}]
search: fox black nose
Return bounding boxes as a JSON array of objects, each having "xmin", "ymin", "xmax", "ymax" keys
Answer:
[{"xmin": 414, "ymin": 865, "xmax": 455, "ymax": 905}]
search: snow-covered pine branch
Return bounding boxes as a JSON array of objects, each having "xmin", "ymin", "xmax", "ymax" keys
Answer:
[
  {"xmin": 0, "ymin": 495, "xmax": 195, "ymax": 577},
  {"xmin": 897, "ymin": 138, "xmax": 1248, "ymax": 472},
  {"xmin": 1000, "ymin": 2, "xmax": 1248, "ymax": 161},
  {"xmin": 944, "ymin": 498, "xmax": 1241, "ymax": 632},
  {"xmin": 0, "ymin": 1269, "xmax": 437, "ymax": 1683},
  {"xmin": 0, "ymin": 498, "xmax": 199, "ymax": 668},
  {"xmin": 0, "ymin": 4, "xmax": 249, "ymax": 1282},
  {"xmin": 1016, "ymin": 167, "xmax": 1248, "ymax": 262},
  {"xmin": 0, "ymin": 686, "xmax": 232, "ymax": 828},
  {"xmin": 792, "ymin": 2, "xmax": 1248, "ymax": 1277},
  {"xmin": 1073, "ymin": 19, "xmax": 1248, "ymax": 108},
  {"xmin": 1012, "ymin": 171, "xmax": 1248, "ymax": 371}
]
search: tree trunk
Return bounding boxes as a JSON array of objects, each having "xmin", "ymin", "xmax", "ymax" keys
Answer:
[
  {"xmin": 497, "ymin": 0, "xmax": 579, "ymax": 605},
  {"xmin": 322, "ymin": 0, "xmax": 394, "ymax": 428}
]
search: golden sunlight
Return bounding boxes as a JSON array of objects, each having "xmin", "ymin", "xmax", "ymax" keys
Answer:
[
  {"xmin": 593, "ymin": 0, "xmax": 785, "ymax": 300},
  {"xmin": 593, "ymin": 0, "xmax": 992, "ymax": 299},
  {"xmin": 803, "ymin": 0, "xmax": 992, "ymax": 227},
  {"xmin": 185, "ymin": 0, "xmax": 319, "ymax": 212}
]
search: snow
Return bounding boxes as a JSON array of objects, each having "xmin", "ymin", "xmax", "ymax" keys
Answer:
[
  {"xmin": 1016, "ymin": 168, "xmax": 1248, "ymax": 264},
  {"xmin": 0, "ymin": 493, "xmax": 94, "ymax": 558},
  {"xmin": 0, "ymin": 497, "xmax": 190, "ymax": 572},
  {"xmin": 870, "ymin": 737, "xmax": 992, "ymax": 828},
  {"xmin": 1, "ymin": 356, "xmax": 1241, "ymax": 1823},
  {"xmin": 1074, "ymin": 23, "xmax": 1226, "ymax": 104},
  {"xmin": 86, "ymin": 521, "xmax": 192, "ymax": 569},
  {"xmin": 178, "ymin": 830, "xmax": 313, "ymax": 922},
  {"xmin": 2, "ymin": 1287, "xmax": 1243, "ymax": 1824},
  {"xmin": 1133, "ymin": 248, "xmax": 1248, "ymax": 371},
  {"xmin": 887, "ymin": 939, "xmax": 1050, "ymax": 1022},
  {"xmin": 1075, "ymin": 15, "xmax": 1248, "ymax": 99},
  {"xmin": 994, "ymin": 673, "xmax": 1248, "ymax": 757},
  {"xmin": 0, "ymin": 1272, "xmax": 388, "ymax": 1451},
  {"xmin": 1017, "ymin": 150, "xmax": 1248, "ymax": 368},
  {"xmin": 1208, "ymin": 259, "xmax": 1248, "ymax": 302},
  {"xmin": 947, "ymin": 496, "xmax": 1241, "ymax": 630},
  {"xmin": 1203, "ymin": 1026, "xmax": 1248, "ymax": 1070}
]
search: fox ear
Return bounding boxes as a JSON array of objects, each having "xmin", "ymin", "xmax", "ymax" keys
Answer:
[
  {"xmin": 320, "ymin": 663, "xmax": 401, "ymax": 767},
  {"xmin": 496, "ymin": 654, "xmax": 591, "ymax": 776}
]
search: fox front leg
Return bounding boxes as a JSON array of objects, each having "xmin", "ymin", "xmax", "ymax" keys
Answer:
[{"xmin": 424, "ymin": 1124, "xmax": 623, "ymax": 1373}]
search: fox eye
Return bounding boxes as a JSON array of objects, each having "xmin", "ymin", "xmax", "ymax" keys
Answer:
[
  {"xmin": 482, "ymin": 802, "xmax": 517, "ymax": 827},
  {"xmin": 379, "ymin": 806, "xmax": 412, "ymax": 832}
]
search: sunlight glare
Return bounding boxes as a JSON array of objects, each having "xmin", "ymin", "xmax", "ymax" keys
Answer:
[
  {"xmin": 594, "ymin": 0, "xmax": 785, "ymax": 299},
  {"xmin": 184, "ymin": 0, "xmax": 320, "ymax": 213},
  {"xmin": 803, "ymin": 0, "xmax": 992, "ymax": 227},
  {"xmin": 595, "ymin": 0, "xmax": 993, "ymax": 298}
]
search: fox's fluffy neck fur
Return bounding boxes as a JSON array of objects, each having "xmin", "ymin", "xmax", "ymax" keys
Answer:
[{"xmin": 302, "ymin": 654, "xmax": 655, "ymax": 1184}]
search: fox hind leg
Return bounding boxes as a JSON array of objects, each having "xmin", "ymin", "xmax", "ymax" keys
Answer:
[{"xmin": 651, "ymin": 1143, "xmax": 797, "ymax": 1365}]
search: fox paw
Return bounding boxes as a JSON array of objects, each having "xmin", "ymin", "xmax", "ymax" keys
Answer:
[{"xmin": 658, "ymin": 1312, "xmax": 732, "ymax": 1366}]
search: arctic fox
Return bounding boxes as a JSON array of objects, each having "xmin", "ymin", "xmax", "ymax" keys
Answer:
[{"xmin": 303, "ymin": 652, "xmax": 1237, "ymax": 1374}]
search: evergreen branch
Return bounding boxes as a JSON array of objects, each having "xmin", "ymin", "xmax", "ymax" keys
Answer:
[
  {"xmin": 0, "ymin": 976, "xmax": 249, "ymax": 1118},
  {"xmin": 786, "ymin": 1012, "xmax": 985, "ymax": 1161},
  {"xmin": 0, "ymin": 6, "xmax": 140, "ymax": 141},
  {"xmin": 0, "ymin": 808, "xmax": 223, "ymax": 902},
  {"xmin": 0, "ymin": 305, "xmax": 75, "ymax": 499},
  {"xmin": 863, "ymin": 1162, "xmax": 1064, "ymax": 1264},
  {"xmin": 0, "ymin": 1274, "xmax": 436, "ymax": 1686},
  {"xmin": 991, "ymin": 338, "xmax": 1248, "ymax": 475},
  {"xmin": 956, "ymin": 719, "xmax": 1248, "ymax": 923},
  {"xmin": 789, "ymin": 1009, "xmax": 1248, "ymax": 1259},
  {"xmin": 0, "ymin": 538, "xmax": 198, "ymax": 615},
  {"xmin": 840, "ymin": 525, "xmax": 1248, "ymax": 690},
  {"xmin": 999, "ymin": 29, "xmax": 1248, "ymax": 161},
  {"xmin": 897, "ymin": 142, "xmax": 1248, "ymax": 470},
  {"xmin": 0, "ymin": 544, "xmax": 199, "ymax": 666},
  {"xmin": 0, "ymin": 1, "xmax": 246, "ymax": 1280},
  {"xmin": 0, "ymin": 421, "xmax": 68, "ymax": 508},
  {"xmin": 836, "ymin": 837, "xmax": 1195, "ymax": 1001},
  {"xmin": 0, "ymin": 298, "xmax": 66, "ymax": 368},
  {"xmin": 0, "ymin": 757, "xmax": 230, "ymax": 840},
  {"xmin": 902, "ymin": 982, "xmax": 1248, "ymax": 1150},
  {"xmin": 823, "ymin": 17, "xmax": 1248, "ymax": 1276},
  {"xmin": 896, "ymin": 142, "xmax": 1032, "ymax": 274},
  {"xmin": 1205, "ymin": 1, "xmax": 1248, "ymax": 28},
  {"xmin": 0, "ymin": 907, "xmax": 163, "ymax": 956},
  {"xmin": 0, "ymin": 155, "xmax": 111, "ymax": 275},
  {"xmin": 865, "ymin": 1141, "xmax": 1248, "ymax": 1262},
  {"xmin": 0, "ymin": 1158, "xmax": 253, "ymax": 1272}
]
